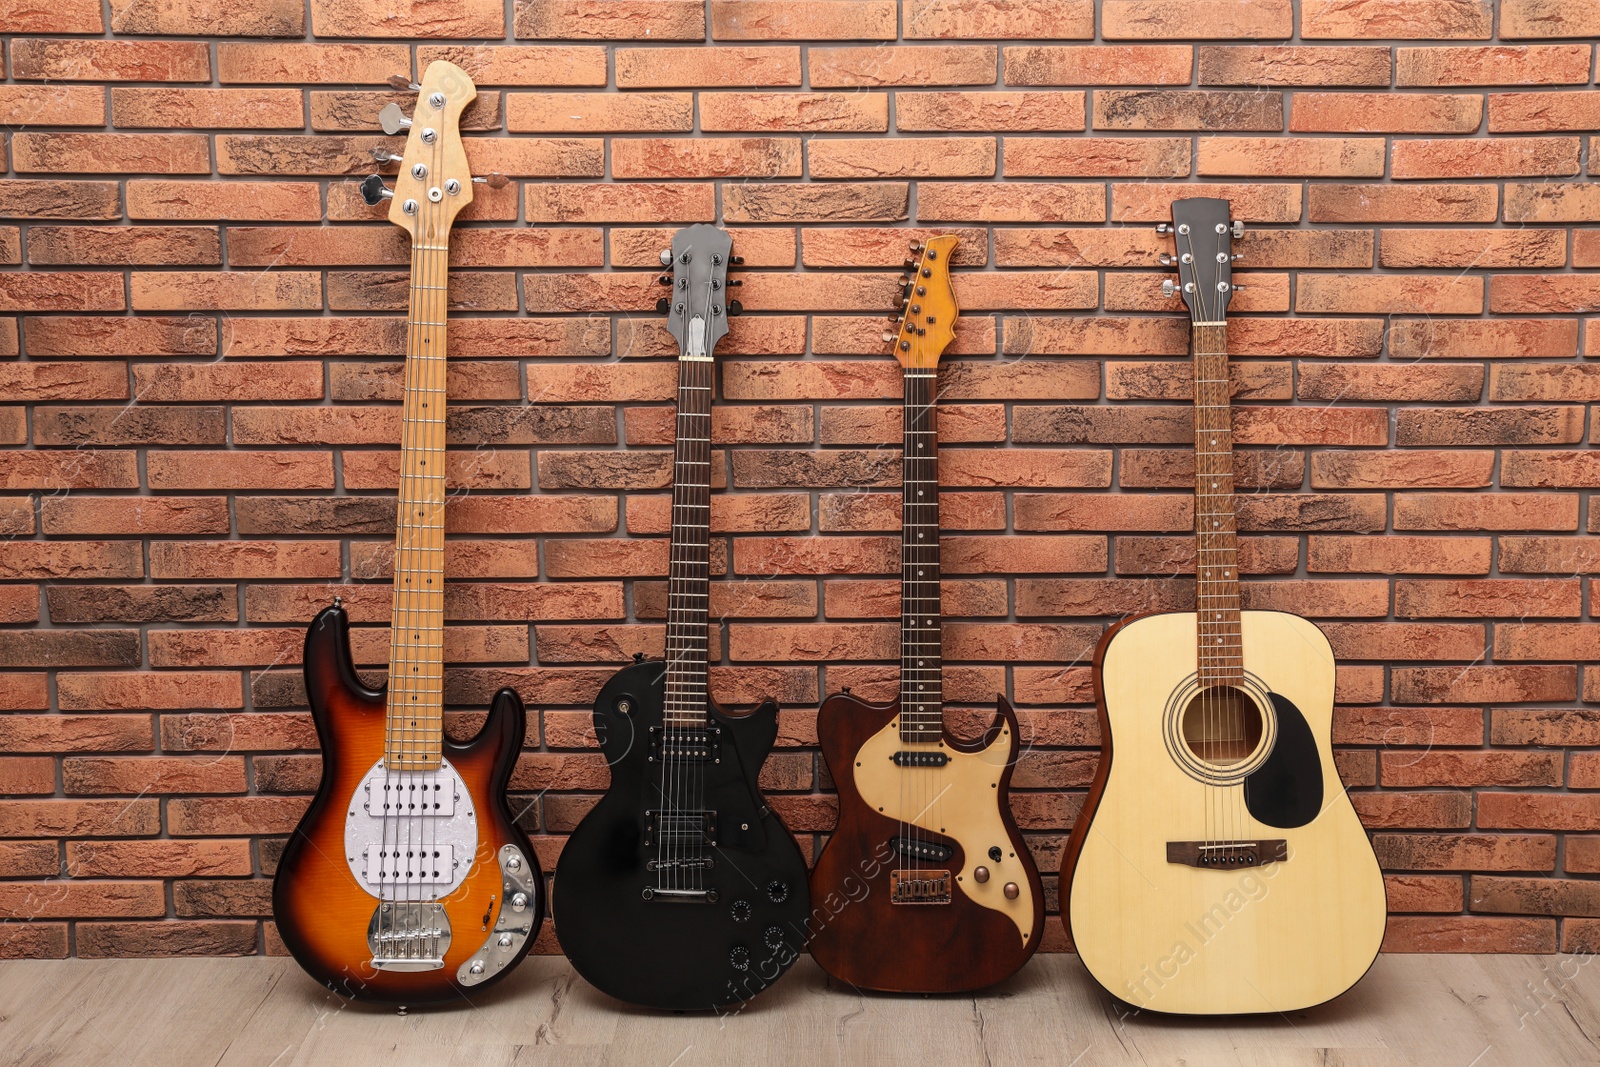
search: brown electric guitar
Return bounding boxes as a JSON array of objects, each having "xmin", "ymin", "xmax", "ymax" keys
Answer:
[
  {"xmin": 272, "ymin": 61, "xmax": 541, "ymax": 1004},
  {"xmin": 807, "ymin": 235, "xmax": 1044, "ymax": 993},
  {"xmin": 1062, "ymin": 197, "xmax": 1385, "ymax": 1015}
]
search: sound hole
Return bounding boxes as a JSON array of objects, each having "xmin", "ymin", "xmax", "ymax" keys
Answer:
[{"xmin": 1180, "ymin": 686, "xmax": 1264, "ymax": 767}]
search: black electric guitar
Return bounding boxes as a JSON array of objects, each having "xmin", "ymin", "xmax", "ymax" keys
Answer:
[{"xmin": 551, "ymin": 225, "xmax": 811, "ymax": 1010}]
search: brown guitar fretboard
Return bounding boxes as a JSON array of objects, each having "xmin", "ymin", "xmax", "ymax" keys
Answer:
[
  {"xmin": 1192, "ymin": 322, "xmax": 1243, "ymax": 687},
  {"xmin": 900, "ymin": 368, "xmax": 942, "ymax": 743}
]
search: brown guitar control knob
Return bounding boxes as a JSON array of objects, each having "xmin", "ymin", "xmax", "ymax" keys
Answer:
[
  {"xmin": 1003, "ymin": 882, "xmax": 1019, "ymax": 900},
  {"xmin": 973, "ymin": 866, "xmax": 989, "ymax": 883}
]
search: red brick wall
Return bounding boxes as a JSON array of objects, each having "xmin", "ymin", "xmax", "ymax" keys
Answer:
[{"xmin": 2, "ymin": 0, "xmax": 1598, "ymax": 960}]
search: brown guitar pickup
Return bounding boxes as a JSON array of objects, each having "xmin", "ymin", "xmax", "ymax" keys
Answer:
[
  {"xmin": 890, "ymin": 870, "xmax": 952, "ymax": 904},
  {"xmin": 1167, "ymin": 840, "xmax": 1287, "ymax": 869}
]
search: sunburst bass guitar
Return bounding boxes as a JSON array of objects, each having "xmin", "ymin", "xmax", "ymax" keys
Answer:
[
  {"xmin": 1061, "ymin": 197, "xmax": 1385, "ymax": 1015},
  {"xmin": 272, "ymin": 61, "xmax": 542, "ymax": 1003}
]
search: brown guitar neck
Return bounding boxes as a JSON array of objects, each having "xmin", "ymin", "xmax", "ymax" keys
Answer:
[
  {"xmin": 901, "ymin": 367, "xmax": 942, "ymax": 743},
  {"xmin": 1192, "ymin": 322, "xmax": 1243, "ymax": 687},
  {"xmin": 663, "ymin": 353, "xmax": 714, "ymax": 727},
  {"xmin": 385, "ymin": 235, "xmax": 451, "ymax": 771}
]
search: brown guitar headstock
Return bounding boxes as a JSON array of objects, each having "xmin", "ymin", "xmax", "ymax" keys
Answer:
[{"xmin": 885, "ymin": 234, "xmax": 960, "ymax": 370}]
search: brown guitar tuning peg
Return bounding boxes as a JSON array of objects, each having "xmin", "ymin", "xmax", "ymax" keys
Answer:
[
  {"xmin": 386, "ymin": 74, "xmax": 421, "ymax": 92},
  {"xmin": 472, "ymin": 172, "xmax": 509, "ymax": 189},
  {"xmin": 908, "ymin": 240, "xmax": 923, "ymax": 253}
]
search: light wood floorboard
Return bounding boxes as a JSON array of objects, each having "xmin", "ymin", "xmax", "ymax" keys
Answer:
[{"xmin": 2, "ymin": 955, "xmax": 1598, "ymax": 1067}]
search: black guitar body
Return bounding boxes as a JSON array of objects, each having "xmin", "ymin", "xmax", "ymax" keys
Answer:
[{"xmin": 552, "ymin": 659, "xmax": 812, "ymax": 1010}]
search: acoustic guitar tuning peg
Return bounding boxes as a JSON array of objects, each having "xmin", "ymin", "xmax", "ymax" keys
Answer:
[
  {"xmin": 658, "ymin": 248, "xmax": 673, "ymax": 266},
  {"xmin": 655, "ymin": 297, "xmax": 671, "ymax": 314},
  {"xmin": 727, "ymin": 299, "xmax": 743, "ymax": 317},
  {"xmin": 370, "ymin": 146, "xmax": 402, "ymax": 164},
  {"xmin": 1156, "ymin": 223, "xmax": 1171, "ymax": 234},
  {"xmin": 1232, "ymin": 220, "xmax": 1245, "ymax": 238},
  {"xmin": 378, "ymin": 103, "xmax": 412, "ymax": 136},
  {"xmin": 358, "ymin": 174, "xmax": 393, "ymax": 206},
  {"xmin": 472, "ymin": 173, "xmax": 510, "ymax": 189},
  {"xmin": 387, "ymin": 75, "xmax": 422, "ymax": 92},
  {"xmin": 1157, "ymin": 253, "xmax": 1174, "ymax": 266},
  {"xmin": 1161, "ymin": 279, "xmax": 1176, "ymax": 299}
]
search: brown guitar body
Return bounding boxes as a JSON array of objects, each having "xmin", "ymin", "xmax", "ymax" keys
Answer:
[
  {"xmin": 272, "ymin": 606, "xmax": 542, "ymax": 1004},
  {"xmin": 807, "ymin": 691, "xmax": 1044, "ymax": 993}
]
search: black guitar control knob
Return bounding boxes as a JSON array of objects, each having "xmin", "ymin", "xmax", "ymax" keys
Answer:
[
  {"xmin": 989, "ymin": 846, "xmax": 1003, "ymax": 862},
  {"xmin": 766, "ymin": 880, "xmax": 789, "ymax": 903},
  {"xmin": 729, "ymin": 945, "xmax": 750, "ymax": 971},
  {"xmin": 731, "ymin": 899, "xmax": 752, "ymax": 922},
  {"xmin": 764, "ymin": 925, "xmax": 786, "ymax": 949}
]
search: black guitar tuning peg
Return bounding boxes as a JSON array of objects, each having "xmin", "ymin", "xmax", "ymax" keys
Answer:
[
  {"xmin": 727, "ymin": 299, "xmax": 743, "ymax": 317},
  {"xmin": 725, "ymin": 278, "xmax": 741, "ymax": 287},
  {"xmin": 378, "ymin": 103, "xmax": 412, "ymax": 136},
  {"xmin": 358, "ymin": 174, "xmax": 393, "ymax": 206},
  {"xmin": 387, "ymin": 74, "xmax": 421, "ymax": 92},
  {"xmin": 657, "ymin": 274, "xmax": 672, "ymax": 286},
  {"xmin": 655, "ymin": 297, "xmax": 671, "ymax": 314},
  {"xmin": 729, "ymin": 255, "xmax": 744, "ymax": 266}
]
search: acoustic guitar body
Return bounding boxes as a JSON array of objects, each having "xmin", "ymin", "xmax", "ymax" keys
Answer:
[
  {"xmin": 551, "ymin": 660, "xmax": 812, "ymax": 1011},
  {"xmin": 808, "ymin": 692, "xmax": 1043, "ymax": 993},
  {"xmin": 1063, "ymin": 609, "xmax": 1386, "ymax": 1015},
  {"xmin": 273, "ymin": 606, "xmax": 543, "ymax": 1004}
]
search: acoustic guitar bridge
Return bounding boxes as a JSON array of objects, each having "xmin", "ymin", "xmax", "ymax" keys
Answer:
[
  {"xmin": 890, "ymin": 870, "xmax": 951, "ymax": 904},
  {"xmin": 1167, "ymin": 840, "xmax": 1287, "ymax": 869}
]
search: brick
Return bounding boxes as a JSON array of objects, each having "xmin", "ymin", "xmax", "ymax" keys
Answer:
[
  {"xmin": 127, "ymin": 180, "xmax": 321, "ymax": 222},
  {"xmin": 1472, "ymin": 876, "xmax": 1600, "ymax": 918},
  {"xmin": 506, "ymin": 92, "xmax": 690, "ymax": 133},
  {"xmin": 810, "ymin": 45, "xmax": 996, "ymax": 87},
  {"xmin": 67, "ymin": 840, "xmax": 252, "ymax": 878},
  {"xmin": 1198, "ymin": 136, "xmax": 1384, "ymax": 178},
  {"xmin": 1489, "ymin": 91, "xmax": 1600, "ymax": 132},
  {"xmin": 0, "ymin": 452, "xmax": 139, "ymax": 490},
  {"xmin": 516, "ymin": 0, "xmax": 704, "ymax": 39},
  {"xmin": 13, "ymin": 133, "xmax": 210, "ymax": 176},
  {"xmin": 0, "ymin": 180, "xmax": 120, "ymax": 220},
  {"xmin": 218, "ymin": 42, "xmax": 407, "ymax": 84},
  {"xmin": 700, "ymin": 91, "xmax": 888, "ymax": 132},
  {"xmin": 0, "ymin": 714, "xmax": 150, "ymax": 752},
  {"xmin": 1006, "ymin": 45, "xmax": 1191, "ymax": 85},
  {"xmin": 907, "ymin": 0, "xmax": 1093, "ymax": 38},
  {"xmin": 1495, "ymin": 624, "xmax": 1600, "ymax": 663},
  {"xmin": 0, "ymin": 799, "xmax": 157, "ymax": 838},
  {"xmin": 109, "ymin": 0, "xmax": 302, "ymax": 34},
  {"xmin": 130, "ymin": 272, "xmax": 321, "ymax": 312},
  {"xmin": 1004, "ymin": 137, "xmax": 1190, "ymax": 178},
  {"xmin": 1491, "ymin": 365, "xmax": 1600, "ymax": 403},
  {"xmin": 1310, "ymin": 183, "xmax": 1497, "ymax": 223},
  {"xmin": 0, "ymin": 841, "xmax": 59, "ymax": 878},
  {"xmin": 726, "ymin": 182, "xmax": 907, "ymax": 223},
  {"xmin": 1095, "ymin": 89, "xmax": 1282, "ymax": 131},
  {"xmin": 27, "ymin": 225, "xmax": 221, "ymax": 268},
  {"xmin": 63, "ymin": 756, "xmax": 246, "ymax": 796},
  {"xmin": 897, "ymin": 92, "xmax": 1085, "ymax": 132},
  {"xmin": 1296, "ymin": 274, "xmax": 1484, "ymax": 315},
  {"xmin": 1491, "ymin": 709, "xmax": 1600, "ymax": 746},
  {"xmin": 616, "ymin": 46, "xmax": 798, "ymax": 88},
  {"xmin": 1501, "ymin": 0, "xmax": 1600, "ymax": 37},
  {"xmin": 1291, "ymin": 92, "xmax": 1482, "ymax": 133},
  {"xmin": 1310, "ymin": 450, "xmax": 1492, "ymax": 489},
  {"xmin": 1480, "ymin": 793, "xmax": 1600, "ymax": 832},
  {"xmin": 1389, "ymin": 318, "xmax": 1576, "ymax": 359},
  {"xmin": 0, "ymin": 362, "xmax": 128, "ymax": 401},
  {"xmin": 0, "ymin": 881, "xmax": 165, "ymax": 920},
  {"xmin": 11, "ymin": 39, "xmax": 210, "ymax": 82},
  {"xmin": 111, "ymin": 87, "xmax": 301, "ymax": 129},
  {"xmin": 1376, "ymin": 834, "xmax": 1556, "ymax": 871},
  {"xmin": 712, "ymin": 1, "xmax": 897, "ymax": 40},
  {"xmin": 1111, "ymin": 182, "xmax": 1301, "ymax": 222},
  {"xmin": 1301, "ymin": 0, "xmax": 1492, "ymax": 38},
  {"xmin": 1504, "ymin": 182, "xmax": 1600, "ymax": 223},
  {"xmin": 311, "ymin": 0, "xmax": 503, "ymax": 35},
  {"xmin": 1394, "ymin": 490, "xmax": 1579, "ymax": 528},
  {"xmin": 48, "ymin": 586, "xmax": 236, "ymax": 625},
  {"xmin": 41, "ymin": 497, "xmax": 228, "ymax": 536},
  {"xmin": 77, "ymin": 921, "xmax": 256, "ymax": 958},
  {"xmin": 1392, "ymin": 137, "xmax": 1579, "ymax": 179},
  {"xmin": 1396, "ymin": 579, "xmax": 1579, "ymax": 619},
  {"xmin": 0, "ymin": 84, "xmax": 106, "ymax": 126},
  {"xmin": 1492, "ymin": 275, "xmax": 1600, "ymax": 314},
  {"xmin": 1502, "ymin": 454, "xmax": 1600, "ymax": 490},
  {"xmin": 1398, "ymin": 44, "xmax": 1593, "ymax": 86},
  {"xmin": 1393, "ymin": 666, "xmax": 1576, "ymax": 705},
  {"xmin": 1102, "ymin": 0, "xmax": 1292, "ymax": 39},
  {"xmin": 0, "ymin": 0, "xmax": 103, "ymax": 31},
  {"xmin": 1199, "ymin": 45, "xmax": 1390, "ymax": 86},
  {"xmin": 1380, "ymin": 228, "xmax": 1566, "ymax": 268},
  {"xmin": 810, "ymin": 137, "xmax": 996, "ymax": 178}
]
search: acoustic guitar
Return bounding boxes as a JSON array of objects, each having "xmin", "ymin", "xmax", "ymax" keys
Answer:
[
  {"xmin": 807, "ymin": 235, "xmax": 1044, "ymax": 993},
  {"xmin": 1061, "ymin": 197, "xmax": 1385, "ymax": 1015},
  {"xmin": 551, "ymin": 225, "xmax": 812, "ymax": 1010},
  {"xmin": 272, "ymin": 62, "xmax": 542, "ymax": 1003}
]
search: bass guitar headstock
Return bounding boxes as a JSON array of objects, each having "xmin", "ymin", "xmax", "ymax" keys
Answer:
[
  {"xmin": 357, "ymin": 61, "xmax": 504, "ymax": 241},
  {"xmin": 885, "ymin": 234, "xmax": 960, "ymax": 370},
  {"xmin": 656, "ymin": 224, "xmax": 742, "ymax": 362},
  {"xmin": 1159, "ymin": 197, "xmax": 1243, "ymax": 326}
]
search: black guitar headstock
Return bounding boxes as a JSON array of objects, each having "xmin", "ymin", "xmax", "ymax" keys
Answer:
[
  {"xmin": 1159, "ymin": 197, "xmax": 1243, "ymax": 325},
  {"xmin": 655, "ymin": 224, "xmax": 742, "ymax": 361}
]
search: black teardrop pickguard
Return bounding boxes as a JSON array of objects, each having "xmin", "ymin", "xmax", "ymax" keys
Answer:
[{"xmin": 1244, "ymin": 692, "xmax": 1323, "ymax": 829}]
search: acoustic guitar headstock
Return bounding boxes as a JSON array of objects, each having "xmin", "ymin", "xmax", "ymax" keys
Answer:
[
  {"xmin": 1159, "ymin": 197, "xmax": 1243, "ymax": 326},
  {"xmin": 885, "ymin": 234, "xmax": 960, "ymax": 370}
]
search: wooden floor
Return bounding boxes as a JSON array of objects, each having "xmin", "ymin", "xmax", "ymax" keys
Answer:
[{"xmin": 3, "ymin": 954, "xmax": 1598, "ymax": 1067}]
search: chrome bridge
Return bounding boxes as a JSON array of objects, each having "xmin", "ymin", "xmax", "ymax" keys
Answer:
[
  {"xmin": 368, "ymin": 901, "xmax": 450, "ymax": 971},
  {"xmin": 641, "ymin": 886, "xmax": 718, "ymax": 903},
  {"xmin": 1167, "ymin": 839, "xmax": 1288, "ymax": 869},
  {"xmin": 457, "ymin": 844, "xmax": 538, "ymax": 986},
  {"xmin": 890, "ymin": 869, "xmax": 952, "ymax": 905}
]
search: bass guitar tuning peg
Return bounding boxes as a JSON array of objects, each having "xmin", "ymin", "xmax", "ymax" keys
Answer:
[
  {"xmin": 726, "ymin": 299, "xmax": 743, "ymax": 317},
  {"xmin": 358, "ymin": 174, "xmax": 394, "ymax": 206},
  {"xmin": 378, "ymin": 102, "xmax": 412, "ymax": 136},
  {"xmin": 370, "ymin": 146, "xmax": 402, "ymax": 164},
  {"xmin": 387, "ymin": 75, "xmax": 421, "ymax": 92},
  {"xmin": 472, "ymin": 173, "xmax": 509, "ymax": 189}
]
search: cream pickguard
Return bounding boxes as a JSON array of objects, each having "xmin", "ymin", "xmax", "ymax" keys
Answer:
[
  {"xmin": 1069, "ymin": 610, "xmax": 1386, "ymax": 1014},
  {"xmin": 853, "ymin": 716, "xmax": 1036, "ymax": 942}
]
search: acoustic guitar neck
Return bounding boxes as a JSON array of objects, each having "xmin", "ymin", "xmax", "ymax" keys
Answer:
[{"xmin": 1191, "ymin": 322, "xmax": 1243, "ymax": 688}]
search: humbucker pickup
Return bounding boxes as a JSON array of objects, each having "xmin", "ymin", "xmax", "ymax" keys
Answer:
[
  {"xmin": 1167, "ymin": 839, "xmax": 1287, "ymax": 869},
  {"xmin": 888, "ymin": 835, "xmax": 953, "ymax": 863},
  {"xmin": 643, "ymin": 809, "xmax": 717, "ymax": 848},
  {"xmin": 648, "ymin": 726, "xmax": 721, "ymax": 763},
  {"xmin": 890, "ymin": 870, "xmax": 951, "ymax": 904},
  {"xmin": 892, "ymin": 750, "xmax": 949, "ymax": 767}
]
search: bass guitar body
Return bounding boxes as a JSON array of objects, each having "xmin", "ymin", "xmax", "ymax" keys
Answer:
[
  {"xmin": 808, "ymin": 692, "xmax": 1043, "ymax": 993},
  {"xmin": 552, "ymin": 660, "xmax": 812, "ymax": 1010},
  {"xmin": 273, "ymin": 606, "xmax": 543, "ymax": 1003},
  {"xmin": 1065, "ymin": 609, "xmax": 1386, "ymax": 1015}
]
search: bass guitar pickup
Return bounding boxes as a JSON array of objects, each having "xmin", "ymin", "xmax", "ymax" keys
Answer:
[
  {"xmin": 892, "ymin": 750, "xmax": 949, "ymax": 767},
  {"xmin": 1167, "ymin": 839, "xmax": 1288, "ymax": 869},
  {"xmin": 648, "ymin": 726, "xmax": 721, "ymax": 763},
  {"xmin": 890, "ymin": 870, "xmax": 951, "ymax": 905},
  {"xmin": 643, "ymin": 809, "xmax": 718, "ymax": 848},
  {"xmin": 888, "ymin": 835, "xmax": 953, "ymax": 864}
]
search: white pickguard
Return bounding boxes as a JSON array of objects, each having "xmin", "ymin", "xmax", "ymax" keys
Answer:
[
  {"xmin": 853, "ymin": 717, "xmax": 1036, "ymax": 942},
  {"xmin": 343, "ymin": 757, "xmax": 478, "ymax": 901}
]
